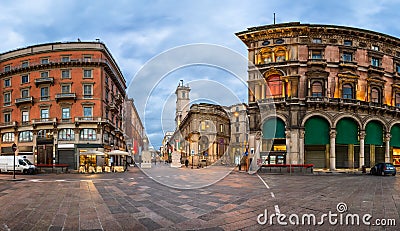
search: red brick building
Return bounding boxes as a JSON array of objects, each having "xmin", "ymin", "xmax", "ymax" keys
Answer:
[{"xmin": 0, "ymin": 41, "xmax": 126, "ymax": 171}]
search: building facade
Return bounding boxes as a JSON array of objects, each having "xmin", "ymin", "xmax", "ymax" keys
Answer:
[
  {"xmin": 0, "ymin": 41, "xmax": 127, "ymax": 171},
  {"xmin": 224, "ymin": 103, "xmax": 249, "ymax": 166},
  {"xmin": 174, "ymin": 103, "xmax": 231, "ymax": 166},
  {"xmin": 124, "ymin": 98, "xmax": 145, "ymax": 163},
  {"xmin": 237, "ymin": 22, "xmax": 400, "ymax": 170}
]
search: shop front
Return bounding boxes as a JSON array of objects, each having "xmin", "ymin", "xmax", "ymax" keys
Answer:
[{"xmin": 78, "ymin": 149, "xmax": 110, "ymax": 173}]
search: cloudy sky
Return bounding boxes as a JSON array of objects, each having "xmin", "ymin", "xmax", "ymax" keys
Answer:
[{"xmin": 1, "ymin": 0, "xmax": 400, "ymax": 148}]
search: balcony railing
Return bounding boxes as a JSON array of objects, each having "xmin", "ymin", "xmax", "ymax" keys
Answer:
[
  {"xmin": 34, "ymin": 77, "xmax": 54, "ymax": 86},
  {"xmin": 257, "ymin": 97, "xmax": 286, "ymax": 104},
  {"xmin": 0, "ymin": 121, "xmax": 17, "ymax": 128},
  {"xmin": 75, "ymin": 117, "xmax": 102, "ymax": 122},
  {"xmin": 15, "ymin": 96, "xmax": 34, "ymax": 106},
  {"xmin": 55, "ymin": 93, "xmax": 76, "ymax": 101},
  {"xmin": 32, "ymin": 118, "xmax": 57, "ymax": 125}
]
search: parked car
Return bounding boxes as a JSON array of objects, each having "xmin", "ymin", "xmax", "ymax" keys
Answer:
[{"xmin": 370, "ymin": 163, "xmax": 396, "ymax": 176}]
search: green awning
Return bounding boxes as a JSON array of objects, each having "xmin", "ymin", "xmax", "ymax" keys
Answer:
[
  {"xmin": 365, "ymin": 121, "xmax": 383, "ymax": 145},
  {"xmin": 390, "ymin": 125, "xmax": 400, "ymax": 147},
  {"xmin": 262, "ymin": 118, "xmax": 285, "ymax": 139},
  {"xmin": 336, "ymin": 118, "xmax": 359, "ymax": 144},
  {"xmin": 305, "ymin": 116, "xmax": 330, "ymax": 145}
]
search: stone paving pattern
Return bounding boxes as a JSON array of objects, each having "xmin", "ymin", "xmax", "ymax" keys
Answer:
[{"xmin": 0, "ymin": 166, "xmax": 399, "ymax": 230}]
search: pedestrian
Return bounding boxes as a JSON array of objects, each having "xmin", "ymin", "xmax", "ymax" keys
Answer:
[{"xmin": 185, "ymin": 159, "xmax": 189, "ymax": 168}]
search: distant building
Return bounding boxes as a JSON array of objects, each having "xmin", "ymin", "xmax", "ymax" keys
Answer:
[
  {"xmin": 224, "ymin": 103, "xmax": 249, "ymax": 166},
  {"xmin": 161, "ymin": 131, "xmax": 174, "ymax": 161},
  {"xmin": 124, "ymin": 98, "xmax": 145, "ymax": 163}
]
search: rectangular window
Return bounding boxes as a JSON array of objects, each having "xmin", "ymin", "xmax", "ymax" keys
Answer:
[
  {"xmin": 396, "ymin": 64, "xmax": 400, "ymax": 74},
  {"xmin": 344, "ymin": 40, "xmax": 352, "ymax": 46},
  {"xmin": 83, "ymin": 107, "xmax": 92, "ymax": 119},
  {"xmin": 201, "ymin": 121, "xmax": 206, "ymax": 130},
  {"xmin": 105, "ymin": 89, "xmax": 109, "ymax": 102},
  {"xmin": 312, "ymin": 38, "xmax": 322, "ymax": 44},
  {"xmin": 61, "ymin": 56, "xmax": 70, "ymax": 62},
  {"xmin": 61, "ymin": 70, "xmax": 70, "ymax": 78},
  {"xmin": 372, "ymin": 45, "xmax": 379, "ymax": 51},
  {"xmin": 342, "ymin": 52, "xmax": 353, "ymax": 62},
  {"xmin": 40, "ymin": 71, "xmax": 49, "ymax": 78},
  {"xmin": 4, "ymin": 92, "xmax": 11, "ymax": 106},
  {"xmin": 41, "ymin": 58, "xmax": 49, "ymax": 64},
  {"xmin": 21, "ymin": 61, "xmax": 29, "ymax": 68},
  {"xmin": 83, "ymin": 55, "xmax": 92, "ymax": 62},
  {"xmin": 83, "ymin": 84, "xmax": 93, "ymax": 98},
  {"xmin": 4, "ymin": 78, "xmax": 11, "ymax": 87},
  {"xmin": 21, "ymin": 74, "xmax": 29, "ymax": 83},
  {"xmin": 236, "ymin": 136, "xmax": 239, "ymax": 143},
  {"xmin": 220, "ymin": 124, "xmax": 223, "ymax": 132},
  {"xmin": 371, "ymin": 57, "xmax": 380, "ymax": 67},
  {"xmin": 21, "ymin": 89, "xmax": 29, "ymax": 98},
  {"xmin": 22, "ymin": 111, "xmax": 29, "ymax": 123},
  {"xmin": 311, "ymin": 50, "xmax": 322, "ymax": 59},
  {"xmin": 62, "ymin": 108, "xmax": 71, "ymax": 122},
  {"xmin": 83, "ymin": 69, "xmax": 92, "ymax": 78},
  {"xmin": 61, "ymin": 84, "xmax": 70, "ymax": 93},
  {"xmin": 105, "ymin": 76, "xmax": 109, "ymax": 84},
  {"xmin": 4, "ymin": 65, "xmax": 11, "ymax": 72},
  {"xmin": 41, "ymin": 87, "xmax": 49, "ymax": 101},
  {"xmin": 236, "ymin": 126, "xmax": 239, "ymax": 132},
  {"xmin": 4, "ymin": 113, "xmax": 11, "ymax": 123},
  {"xmin": 41, "ymin": 109, "xmax": 49, "ymax": 121}
]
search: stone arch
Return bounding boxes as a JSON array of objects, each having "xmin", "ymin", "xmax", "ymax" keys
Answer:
[
  {"xmin": 301, "ymin": 112, "xmax": 333, "ymax": 127},
  {"xmin": 332, "ymin": 113, "xmax": 362, "ymax": 129},
  {"xmin": 362, "ymin": 116, "xmax": 389, "ymax": 132},
  {"xmin": 262, "ymin": 67, "xmax": 286, "ymax": 78},
  {"xmin": 388, "ymin": 119, "xmax": 400, "ymax": 131},
  {"xmin": 260, "ymin": 113, "xmax": 288, "ymax": 131}
]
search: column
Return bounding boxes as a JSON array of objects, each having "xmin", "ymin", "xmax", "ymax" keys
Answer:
[
  {"xmin": 32, "ymin": 131, "xmax": 38, "ymax": 165},
  {"xmin": 329, "ymin": 130, "xmax": 336, "ymax": 171},
  {"xmin": 359, "ymin": 131, "xmax": 365, "ymax": 168},
  {"xmin": 254, "ymin": 84, "xmax": 261, "ymax": 100},
  {"xmin": 385, "ymin": 133, "xmax": 391, "ymax": 163},
  {"xmin": 252, "ymin": 131, "xmax": 262, "ymax": 172},
  {"xmin": 285, "ymin": 130, "xmax": 291, "ymax": 164},
  {"xmin": 299, "ymin": 130, "xmax": 305, "ymax": 164},
  {"xmin": 261, "ymin": 84, "xmax": 265, "ymax": 100}
]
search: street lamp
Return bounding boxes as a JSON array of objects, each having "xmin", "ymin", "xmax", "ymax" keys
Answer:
[{"xmin": 12, "ymin": 143, "xmax": 17, "ymax": 179}]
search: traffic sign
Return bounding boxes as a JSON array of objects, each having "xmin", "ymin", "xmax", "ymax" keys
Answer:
[{"xmin": 12, "ymin": 143, "xmax": 17, "ymax": 152}]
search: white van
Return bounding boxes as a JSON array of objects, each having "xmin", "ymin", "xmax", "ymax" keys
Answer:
[{"xmin": 0, "ymin": 156, "xmax": 36, "ymax": 174}]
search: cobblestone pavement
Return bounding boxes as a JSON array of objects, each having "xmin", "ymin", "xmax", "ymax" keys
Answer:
[{"xmin": 0, "ymin": 165, "xmax": 399, "ymax": 230}]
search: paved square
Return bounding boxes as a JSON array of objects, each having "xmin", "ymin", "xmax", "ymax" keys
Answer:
[{"xmin": 0, "ymin": 166, "xmax": 399, "ymax": 230}]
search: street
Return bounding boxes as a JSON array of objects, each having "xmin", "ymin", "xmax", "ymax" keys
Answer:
[{"xmin": 0, "ymin": 165, "xmax": 399, "ymax": 230}]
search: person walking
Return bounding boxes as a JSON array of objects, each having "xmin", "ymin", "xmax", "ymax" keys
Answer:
[{"xmin": 185, "ymin": 159, "xmax": 189, "ymax": 168}]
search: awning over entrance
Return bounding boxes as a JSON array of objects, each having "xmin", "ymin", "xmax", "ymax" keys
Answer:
[
  {"xmin": 390, "ymin": 124, "xmax": 400, "ymax": 147},
  {"xmin": 108, "ymin": 150, "xmax": 129, "ymax": 156},
  {"xmin": 336, "ymin": 118, "xmax": 359, "ymax": 144},
  {"xmin": 365, "ymin": 121, "xmax": 383, "ymax": 145},
  {"xmin": 262, "ymin": 118, "xmax": 285, "ymax": 139},
  {"xmin": 79, "ymin": 150, "xmax": 105, "ymax": 155},
  {"xmin": 305, "ymin": 116, "xmax": 329, "ymax": 145}
]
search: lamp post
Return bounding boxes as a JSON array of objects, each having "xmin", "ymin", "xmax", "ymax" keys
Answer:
[{"xmin": 12, "ymin": 143, "xmax": 17, "ymax": 180}]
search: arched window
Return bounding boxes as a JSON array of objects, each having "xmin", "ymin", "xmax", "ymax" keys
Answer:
[
  {"xmin": 59, "ymin": 129, "xmax": 75, "ymax": 141},
  {"xmin": 371, "ymin": 87, "xmax": 380, "ymax": 103},
  {"xmin": 275, "ymin": 50, "xmax": 286, "ymax": 62},
  {"xmin": 342, "ymin": 84, "xmax": 353, "ymax": 99},
  {"xmin": 19, "ymin": 131, "xmax": 33, "ymax": 142},
  {"xmin": 311, "ymin": 81, "xmax": 323, "ymax": 97},
  {"xmin": 2, "ymin": 132, "xmax": 14, "ymax": 142},
  {"xmin": 80, "ymin": 129, "xmax": 96, "ymax": 141},
  {"xmin": 266, "ymin": 75, "xmax": 282, "ymax": 97},
  {"xmin": 395, "ymin": 93, "xmax": 400, "ymax": 107},
  {"xmin": 259, "ymin": 48, "xmax": 273, "ymax": 64}
]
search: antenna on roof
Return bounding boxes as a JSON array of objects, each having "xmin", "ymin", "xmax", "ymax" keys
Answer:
[{"xmin": 273, "ymin": 13, "xmax": 276, "ymax": 24}]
